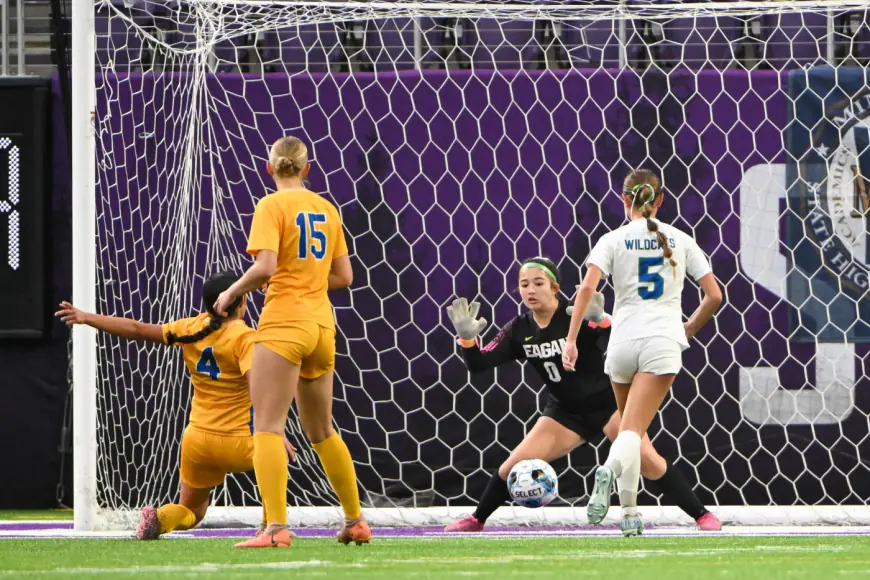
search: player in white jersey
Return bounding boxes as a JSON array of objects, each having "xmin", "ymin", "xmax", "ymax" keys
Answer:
[{"xmin": 562, "ymin": 168, "xmax": 722, "ymax": 536}]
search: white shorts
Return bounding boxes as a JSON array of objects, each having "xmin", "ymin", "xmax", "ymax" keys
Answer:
[{"xmin": 604, "ymin": 336, "xmax": 682, "ymax": 384}]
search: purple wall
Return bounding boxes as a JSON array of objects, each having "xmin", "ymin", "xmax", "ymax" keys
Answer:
[{"xmin": 86, "ymin": 67, "xmax": 870, "ymax": 509}]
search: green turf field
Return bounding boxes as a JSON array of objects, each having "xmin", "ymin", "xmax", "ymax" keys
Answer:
[
  {"xmin": 0, "ymin": 511, "xmax": 73, "ymax": 521},
  {"xmin": 0, "ymin": 536, "xmax": 867, "ymax": 579}
]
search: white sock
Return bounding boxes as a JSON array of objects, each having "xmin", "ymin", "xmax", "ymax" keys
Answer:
[
  {"xmin": 616, "ymin": 456, "xmax": 641, "ymax": 518},
  {"xmin": 604, "ymin": 431, "xmax": 642, "ymax": 517},
  {"xmin": 604, "ymin": 430, "xmax": 641, "ymax": 479}
]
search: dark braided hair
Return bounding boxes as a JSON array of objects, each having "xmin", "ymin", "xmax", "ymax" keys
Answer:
[
  {"xmin": 623, "ymin": 168, "xmax": 678, "ymax": 275},
  {"xmin": 166, "ymin": 271, "xmax": 244, "ymax": 345}
]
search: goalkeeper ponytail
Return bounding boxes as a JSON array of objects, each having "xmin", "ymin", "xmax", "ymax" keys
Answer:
[{"xmin": 165, "ymin": 271, "xmax": 244, "ymax": 346}]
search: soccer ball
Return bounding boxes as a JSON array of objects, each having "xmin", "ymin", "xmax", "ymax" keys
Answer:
[{"xmin": 507, "ymin": 459, "xmax": 558, "ymax": 508}]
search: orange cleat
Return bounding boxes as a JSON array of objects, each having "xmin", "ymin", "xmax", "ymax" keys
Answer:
[
  {"xmin": 251, "ymin": 523, "xmax": 296, "ymax": 540},
  {"xmin": 234, "ymin": 524, "xmax": 293, "ymax": 548},
  {"xmin": 337, "ymin": 518, "xmax": 372, "ymax": 545}
]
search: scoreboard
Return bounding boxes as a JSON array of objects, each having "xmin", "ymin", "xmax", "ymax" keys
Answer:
[{"xmin": 0, "ymin": 79, "xmax": 51, "ymax": 339}]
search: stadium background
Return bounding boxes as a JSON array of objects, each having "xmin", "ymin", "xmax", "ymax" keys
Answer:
[{"xmin": 2, "ymin": 7, "xmax": 870, "ymax": 512}]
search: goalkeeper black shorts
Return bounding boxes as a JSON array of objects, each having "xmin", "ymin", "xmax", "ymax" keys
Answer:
[{"xmin": 540, "ymin": 388, "xmax": 618, "ymax": 444}]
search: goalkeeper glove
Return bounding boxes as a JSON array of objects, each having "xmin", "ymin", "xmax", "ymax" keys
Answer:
[
  {"xmin": 446, "ymin": 298, "xmax": 488, "ymax": 342},
  {"xmin": 566, "ymin": 289, "xmax": 608, "ymax": 323}
]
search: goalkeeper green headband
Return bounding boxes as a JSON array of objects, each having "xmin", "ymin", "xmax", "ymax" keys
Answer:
[{"xmin": 521, "ymin": 262, "xmax": 559, "ymax": 284}]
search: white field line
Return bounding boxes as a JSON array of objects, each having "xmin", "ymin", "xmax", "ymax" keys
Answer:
[
  {"xmin": 4, "ymin": 525, "xmax": 870, "ymax": 540},
  {"xmin": 0, "ymin": 545, "xmax": 849, "ymax": 576}
]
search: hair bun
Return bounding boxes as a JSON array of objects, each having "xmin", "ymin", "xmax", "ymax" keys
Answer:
[
  {"xmin": 270, "ymin": 136, "xmax": 309, "ymax": 178},
  {"xmin": 273, "ymin": 156, "xmax": 293, "ymax": 170}
]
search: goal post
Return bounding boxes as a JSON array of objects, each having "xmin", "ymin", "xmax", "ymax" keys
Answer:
[
  {"xmin": 73, "ymin": 0, "xmax": 870, "ymax": 530},
  {"xmin": 71, "ymin": 0, "xmax": 97, "ymax": 532}
]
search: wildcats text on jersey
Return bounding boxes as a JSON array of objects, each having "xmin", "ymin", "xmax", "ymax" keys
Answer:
[
  {"xmin": 523, "ymin": 338, "xmax": 567, "ymax": 359},
  {"xmin": 624, "ymin": 237, "xmax": 676, "ymax": 251}
]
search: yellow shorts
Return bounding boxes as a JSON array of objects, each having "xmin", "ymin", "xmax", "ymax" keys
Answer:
[
  {"xmin": 256, "ymin": 321, "xmax": 336, "ymax": 379},
  {"xmin": 179, "ymin": 426, "xmax": 254, "ymax": 489}
]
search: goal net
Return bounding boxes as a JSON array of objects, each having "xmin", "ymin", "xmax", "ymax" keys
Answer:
[{"xmin": 75, "ymin": 0, "xmax": 870, "ymax": 530}]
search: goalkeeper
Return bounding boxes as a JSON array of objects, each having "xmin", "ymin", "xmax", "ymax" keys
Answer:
[
  {"xmin": 444, "ymin": 257, "xmax": 720, "ymax": 531},
  {"xmin": 56, "ymin": 272, "xmax": 295, "ymax": 539}
]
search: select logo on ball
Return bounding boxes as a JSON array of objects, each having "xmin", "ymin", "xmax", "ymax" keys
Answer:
[
  {"xmin": 513, "ymin": 488, "xmax": 544, "ymax": 499},
  {"xmin": 507, "ymin": 459, "xmax": 558, "ymax": 509}
]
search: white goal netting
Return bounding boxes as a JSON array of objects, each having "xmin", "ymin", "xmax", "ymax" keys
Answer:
[{"xmin": 84, "ymin": 0, "xmax": 870, "ymax": 528}]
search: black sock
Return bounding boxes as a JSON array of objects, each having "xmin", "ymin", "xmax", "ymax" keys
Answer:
[
  {"xmin": 645, "ymin": 460, "xmax": 709, "ymax": 521},
  {"xmin": 473, "ymin": 471, "xmax": 512, "ymax": 524}
]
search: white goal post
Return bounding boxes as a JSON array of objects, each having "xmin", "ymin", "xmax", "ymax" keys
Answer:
[
  {"xmin": 72, "ymin": 0, "xmax": 97, "ymax": 532},
  {"xmin": 72, "ymin": 0, "xmax": 870, "ymax": 530}
]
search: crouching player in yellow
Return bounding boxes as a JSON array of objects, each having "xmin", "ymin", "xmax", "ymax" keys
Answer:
[{"xmin": 56, "ymin": 272, "xmax": 295, "ymax": 539}]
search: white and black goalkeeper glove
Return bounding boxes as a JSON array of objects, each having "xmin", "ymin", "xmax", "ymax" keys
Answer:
[
  {"xmin": 446, "ymin": 297, "xmax": 488, "ymax": 342},
  {"xmin": 585, "ymin": 292, "xmax": 607, "ymax": 323},
  {"xmin": 566, "ymin": 289, "xmax": 608, "ymax": 323}
]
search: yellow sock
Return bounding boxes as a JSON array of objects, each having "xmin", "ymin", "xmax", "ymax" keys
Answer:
[
  {"xmin": 313, "ymin": 432, "xmax": 361, "ymax": 520},
  {"xmin": 254, "ymin": 432, "xmax": 289, "ymax": 526},
  {"xmin": 156, "ymin": 504, "xmax": 197, "ymax": 534}
]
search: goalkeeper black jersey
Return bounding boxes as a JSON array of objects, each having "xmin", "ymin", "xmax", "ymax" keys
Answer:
[{"xmin": 460, "ymin": 298, "xmax": 612, "ymax": 411}]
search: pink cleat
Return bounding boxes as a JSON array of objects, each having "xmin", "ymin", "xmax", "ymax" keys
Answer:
[
  {"xmin": 136, "ymin": 506, "xmax": 161, "ymax": 540},
  {"xmin": 696, "ymin": 512, "xmax": 722, "ymax": 531},
  {"xmin": 444, "ymin": 514, "xmax": 484, "ymax": 533}
]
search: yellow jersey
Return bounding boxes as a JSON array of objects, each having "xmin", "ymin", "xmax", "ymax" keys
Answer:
[
  {"xmin": 162, "ymin": 313, "xmax": 255, "ymax": 437},
  {"xmin": 246, "ymin": 188, "xmax": 348, "ymax": 337}
]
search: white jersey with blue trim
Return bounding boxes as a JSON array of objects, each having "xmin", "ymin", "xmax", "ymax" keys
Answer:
[{"xmin": 585, "ymin": 218, "xmax": 712, "ymax": 350}]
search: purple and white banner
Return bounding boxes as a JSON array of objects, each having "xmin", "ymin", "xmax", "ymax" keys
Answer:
[{"xmin": 77, "ymin": 67, "xmax": 870, "ymax": 508}]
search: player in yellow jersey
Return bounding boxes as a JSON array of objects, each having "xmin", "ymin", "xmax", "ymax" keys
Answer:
[
  {"xmin": 55, "ymin": 272, "xmax": 295, "ymax": 539},
  {"xmin": 214, "ymin": 136, "xmax": 368, "ymax": 549}
]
